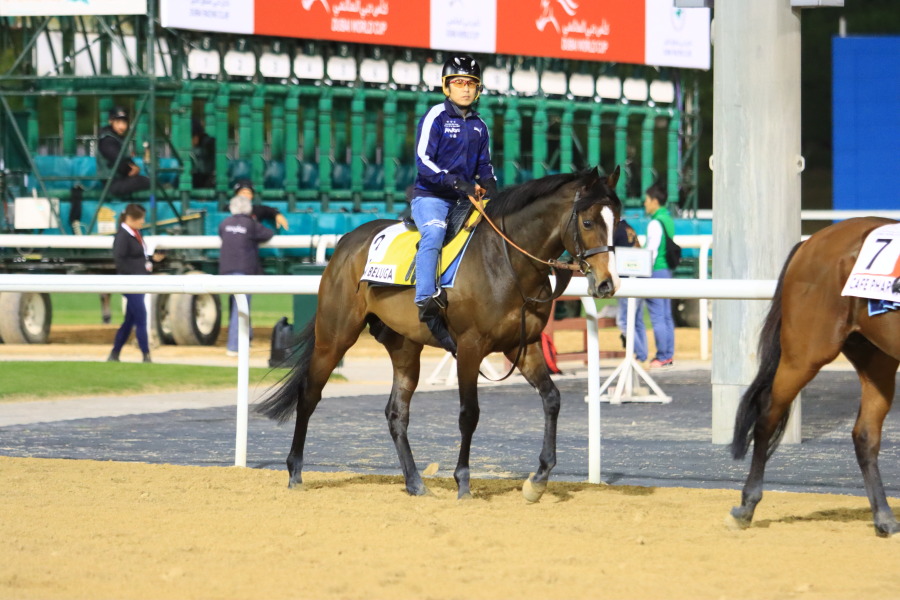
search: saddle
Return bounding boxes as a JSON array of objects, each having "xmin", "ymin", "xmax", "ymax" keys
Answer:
[{"xmin": 401, "ymin": 200, "xmax": 477, "ymax": 247}]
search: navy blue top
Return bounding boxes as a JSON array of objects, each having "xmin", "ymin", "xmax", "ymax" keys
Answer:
[
  {"xmin": 412, "ymin": 99, "xmax": 495, "ymax": 201},
  {"xmin": 218, "ymin": 214, "xmax": 274, "ymax": 275}
]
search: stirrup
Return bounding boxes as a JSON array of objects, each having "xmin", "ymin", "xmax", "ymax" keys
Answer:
[{"xmin": 417, "ymin": 295, "xmax": 457, "ymax": 355}]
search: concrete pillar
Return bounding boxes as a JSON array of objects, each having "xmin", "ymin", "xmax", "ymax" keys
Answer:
[{"xmin": 711, "ymin": 0, "xmax": 802, "ymax": 444}]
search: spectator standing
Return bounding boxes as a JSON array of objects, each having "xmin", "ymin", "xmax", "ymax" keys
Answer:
[
  {"xmin": 107, "ymin": 204, "xmax": 163, "ymax": 363},
  {"xmin": 219, "ymin": 183, "xmax": 275, "ymax": 356},
  {"xmin": 643, "ymin": 184, "xmax": 676, "ymax": 369},
  {"xmin": 613, "ymin": 219, "xmax": 648, "ymax": 363},
  {"xmin": 97, "ymin": 106, "xmax": 151, "ymax": 197}
]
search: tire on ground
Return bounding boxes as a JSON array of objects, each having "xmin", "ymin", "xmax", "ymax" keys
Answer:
[
  {"xmin": 170, "ymin": 292, "xmax": 221, "ymax": 346},
  {"xmin": 153, "ymin": 294, "xmax": 176, "ymax": 345},
  {"xmin": 672, "ymin": 298, "xmax": 710, "ymax": 329},
  {"xmin": 0, "ymin": 292, "xmax": 52, "ymax": 344}
]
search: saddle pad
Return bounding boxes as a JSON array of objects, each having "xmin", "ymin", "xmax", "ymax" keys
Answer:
[
  {"xmin": 842, "ymin": 223, "xmax": 900, "ymax": 302},
  {"xmin": 360, "ymin": 209, "xmax": 482, "ymax": 287}
]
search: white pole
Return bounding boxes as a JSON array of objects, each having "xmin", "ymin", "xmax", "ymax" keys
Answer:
[
  {"xmin": 234, "ymin": 293, "xmax": 251, "ymax": 467},
  {"xmin": 699, "ymin": 239, "xmax": 711, "ymax": 361},
  {"xmin": 711, "ymin": 0, "xmax": 802, "ymax": 444},
  {"xmin": 581, "ymin": 297, "xmax": 601, "ymax": 484}
]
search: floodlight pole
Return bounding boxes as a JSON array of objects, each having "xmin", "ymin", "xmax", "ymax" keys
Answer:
[{"xmin": 710, "ymin": 0, "xmax": 803, "ymax": 444}]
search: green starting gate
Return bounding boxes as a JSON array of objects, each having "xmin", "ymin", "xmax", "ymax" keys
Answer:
[{"xmin": 0, "ymin": 7, "xmax": 702, "ymax": 236}]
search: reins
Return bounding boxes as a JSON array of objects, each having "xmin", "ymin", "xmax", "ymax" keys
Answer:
[{"xmin": 466, "ymin": 193, "xmax": 582, "ymax": 272}]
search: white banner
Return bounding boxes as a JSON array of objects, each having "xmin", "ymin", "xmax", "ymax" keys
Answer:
[
  {"xmin": 430, "ymin": 0, "xmax": 497, "ymax": 54},
  {"xmin": 160, "ymin": 0, "xmax": 254, "ymax": 34},
  {"xmin": 644, "ymin": 0, "xmax": 710, "ymax": 70},
  {"xmin": 0, "ymin": 0, "xmax": 146, "ymax": 16}
]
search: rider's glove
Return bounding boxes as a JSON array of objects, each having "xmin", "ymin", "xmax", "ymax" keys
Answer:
[
  {"xmin": 452, "ymin": 178, "xmax": 478, "ymax": 199},
  {"xmin": 480, "ymin": 177, "xmax": 498, "ymax": 200}
]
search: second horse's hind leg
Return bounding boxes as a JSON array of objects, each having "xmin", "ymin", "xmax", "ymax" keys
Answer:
[
  {"xmin": 381, "ymin": 332, "xmax": 428, "ymax": 496},
  {"xmin": 731, "ymin": 359, "xmax": 817, "ymax": 526},
  {"xmin": 843, "ymin": 337, "xmax": 900, "ymax": 537},
  {"xmin": 509, "ymin": 342, "xmax": 560, "ymax": 503}
]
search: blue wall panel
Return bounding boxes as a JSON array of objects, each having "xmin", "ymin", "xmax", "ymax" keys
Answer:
[{"xmin": 832, "ymin": 37, "xmax": 900, "ymax": 211}]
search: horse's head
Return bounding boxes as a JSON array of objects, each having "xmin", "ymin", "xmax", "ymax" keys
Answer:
[{"xmin": 563, "ymin": 165, "xmax": 622, "ymax": 298}]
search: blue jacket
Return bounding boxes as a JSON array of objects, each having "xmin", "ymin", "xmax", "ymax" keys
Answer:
[{"xmin": 413, "ymin": 99, "xmax": 495, "ymax": 201}]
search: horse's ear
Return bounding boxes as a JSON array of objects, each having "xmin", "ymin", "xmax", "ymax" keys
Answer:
[{"xmin": 607, "ymin": 165, "xmax": 621, "ymax": 188}]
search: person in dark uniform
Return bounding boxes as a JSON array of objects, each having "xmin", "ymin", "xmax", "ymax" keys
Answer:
[
  {"xmin": 410, "ymin": 54, "xmax": 499, "ymax": 353},
  {"xmin": 219, "ymin": 182, "xmax": 276, "ymax": 356},
  {"xmin": 107, "ymin": 203, "xmax": 163, "ymax": 363},
  {"xmin": 191, "ymin": 118, "xmax": 216, "ymax": 189},
  {"xmin": 97, "ymin": 106, "xmax": 151, "ymax": 197}
]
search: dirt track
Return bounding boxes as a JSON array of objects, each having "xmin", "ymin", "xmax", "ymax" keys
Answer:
[{"xmin": 2, "ymin": 456, "xmax": 898, "ymax": 600}]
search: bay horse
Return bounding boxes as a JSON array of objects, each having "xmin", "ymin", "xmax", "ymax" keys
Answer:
[
  {"xmin": 730, "ymin": 217, "xmax": 900, "ymax": 536},
  {"xmin": 257, "ymin": 167, "xmax": 622, "ymax": 501}
]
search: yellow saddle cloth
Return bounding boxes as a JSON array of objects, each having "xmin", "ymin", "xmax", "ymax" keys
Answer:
[{"xmin": 360, "ymin": 208, "xmax": 483, "ymax": 287}]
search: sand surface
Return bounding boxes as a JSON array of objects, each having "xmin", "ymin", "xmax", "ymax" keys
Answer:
[{"xmin": 1, "ymin": 456, "xmax": 898, "ymax": 600}]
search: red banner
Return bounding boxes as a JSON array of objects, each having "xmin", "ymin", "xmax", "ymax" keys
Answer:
[
  {"xmin": 496, "ymin": 0, "xmax": 644, "ymax": 64},
  {"xmin": 255, "ymin": 0, "xmax": 429, "ymax": 49}
]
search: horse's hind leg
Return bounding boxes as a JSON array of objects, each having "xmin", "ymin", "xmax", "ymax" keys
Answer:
[
  {"xmin": 380, "ymin": 331, "xmax": 428, "ymax": 496},
  {"xmin": 508, "ymin": 342, "xmax": 559, "ymax": 503},
  {"xmin": 843, "ymin": 336, "xmax": 900, "ymax": 537},
  {"xmin": 732, "ymin": 359, "xmax": 818, "ymax": 526},
  {"xmin": 287, "ymin": 311, "xmax": 366, "ymax": 489}
]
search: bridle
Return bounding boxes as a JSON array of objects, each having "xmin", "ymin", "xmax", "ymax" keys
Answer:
[
  {"xmin": 462, "ymin": 188, "xmax": 616, "ymax": 382},
  {"xmin": 466, "ymin": 190, "xmax": 615, "ymax": 274}
]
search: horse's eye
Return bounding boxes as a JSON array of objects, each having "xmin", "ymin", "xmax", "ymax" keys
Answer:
[{"xmin": 582, "ymin": 219, "xmax": 593, "ymax": 229}]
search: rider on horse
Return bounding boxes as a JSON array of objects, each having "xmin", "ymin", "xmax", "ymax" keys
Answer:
[{"xmin": 411, "ymin": 54, "xmax": 499, "ymax": 354}]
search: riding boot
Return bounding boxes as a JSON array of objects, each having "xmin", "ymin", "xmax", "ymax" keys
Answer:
[
  {"xmin": 142, "ymin": 352, "xmax": 152, "ymax": 364},
  {"xmin": 107, "ymin": 350, "xmax": 120, "ymax": 362},
  {"xmin": 417, "ymin": 292, "xmax": 457, "ymax": 355}
]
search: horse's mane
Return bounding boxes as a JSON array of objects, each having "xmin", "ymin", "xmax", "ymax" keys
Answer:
[
  {"xmin": 485, "ymin": 168, "xmax": 619, "ymax": 218},
  {"xmin": 484, "ymin": 170, "xmax": 586, "ymax": 218}
]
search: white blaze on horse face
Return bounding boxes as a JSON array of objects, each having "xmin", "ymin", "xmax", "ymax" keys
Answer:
[{"xmin": 601, "ymin": 206, "xmax": 621, "ymax": 292}]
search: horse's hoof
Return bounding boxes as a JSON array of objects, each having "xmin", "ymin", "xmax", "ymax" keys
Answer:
[
  {"xmin": 725, "ymin": 508, "xmax": 751, "ymax": 530},
  {"xmin": 458, "ymin": 491, "xmax": 473, "ymax": 501},
  {"xmin": 874, "ymin": 522, "xmax": 900, "ymax": 538},
  {"xmin": 407, "ymin": 484, "xmax": 432, "ymax": 497},
  {"xmin": 287, "ymin": 481, "xmax": 305, "ymax": 491},
  {"xmin": 522, "ymin": 473, "xmax": 547, "ymax": 504}
]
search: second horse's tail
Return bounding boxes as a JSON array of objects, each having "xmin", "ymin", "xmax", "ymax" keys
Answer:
[
  {"xmin": 255, "ymin": 316, "xmax": 316, "ymax": 424},
  {"xmin": 731, "ymin": 242, "xmax": 803, "ymax": 460}
]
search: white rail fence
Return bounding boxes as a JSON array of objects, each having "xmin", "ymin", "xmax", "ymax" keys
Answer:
[{"xmin": 0, "ymin": 273, "xmax": 776, "ymax": 483}]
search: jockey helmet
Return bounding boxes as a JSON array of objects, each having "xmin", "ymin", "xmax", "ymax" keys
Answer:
[{"xmin": 441, "ymin": 54, "xmax": 483, "ymax": 100}]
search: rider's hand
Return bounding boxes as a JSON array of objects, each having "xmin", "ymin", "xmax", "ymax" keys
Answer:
[
  {"xmin": 128, "ymin": 164, "xmax": 140, "ymax": 177},
  {"xmin": 453, "ymin": 178, "xmax": 478, "ymax": 199},
  {"xmin": 275, "ymin": 213, "xmax": 289, "ymax": 231},
  {"xmin": 481, "ymin": 177, "xmax": 498, "ymax": 200}
]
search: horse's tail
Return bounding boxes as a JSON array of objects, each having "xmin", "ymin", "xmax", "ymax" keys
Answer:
[
  {"xmin": 255, "ymin": 315, "xmax": 317, "ymax": 424},
  {"xmin": 731, "ymin": 242, "xmax": 803, "ymax": 460}
]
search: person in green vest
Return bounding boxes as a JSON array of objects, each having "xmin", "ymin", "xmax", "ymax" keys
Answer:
[{"xmin": 643, "ymin": 183, "xmax": 676, "ymax": 369}]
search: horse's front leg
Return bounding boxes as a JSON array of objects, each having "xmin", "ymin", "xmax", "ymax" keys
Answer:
[
  {"xmin": 382, "ymin": 333, "xmax": 428, "ymax": 496},
  {"xmin": 454, "ymin": 350, "xmax": 483, "ymax": 500},
  {"xmin": 508, "ymin": 342, "xmax": 560, "ymax": 503}
]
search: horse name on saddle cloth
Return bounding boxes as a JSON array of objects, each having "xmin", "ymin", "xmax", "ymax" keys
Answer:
[
  {"xmin": 360, "ymin": 210, "xmax": 481, "ymax": 288},
  {"xmin": 841, "ymin": 223, "xmax": 900, "ymax": 307}
]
